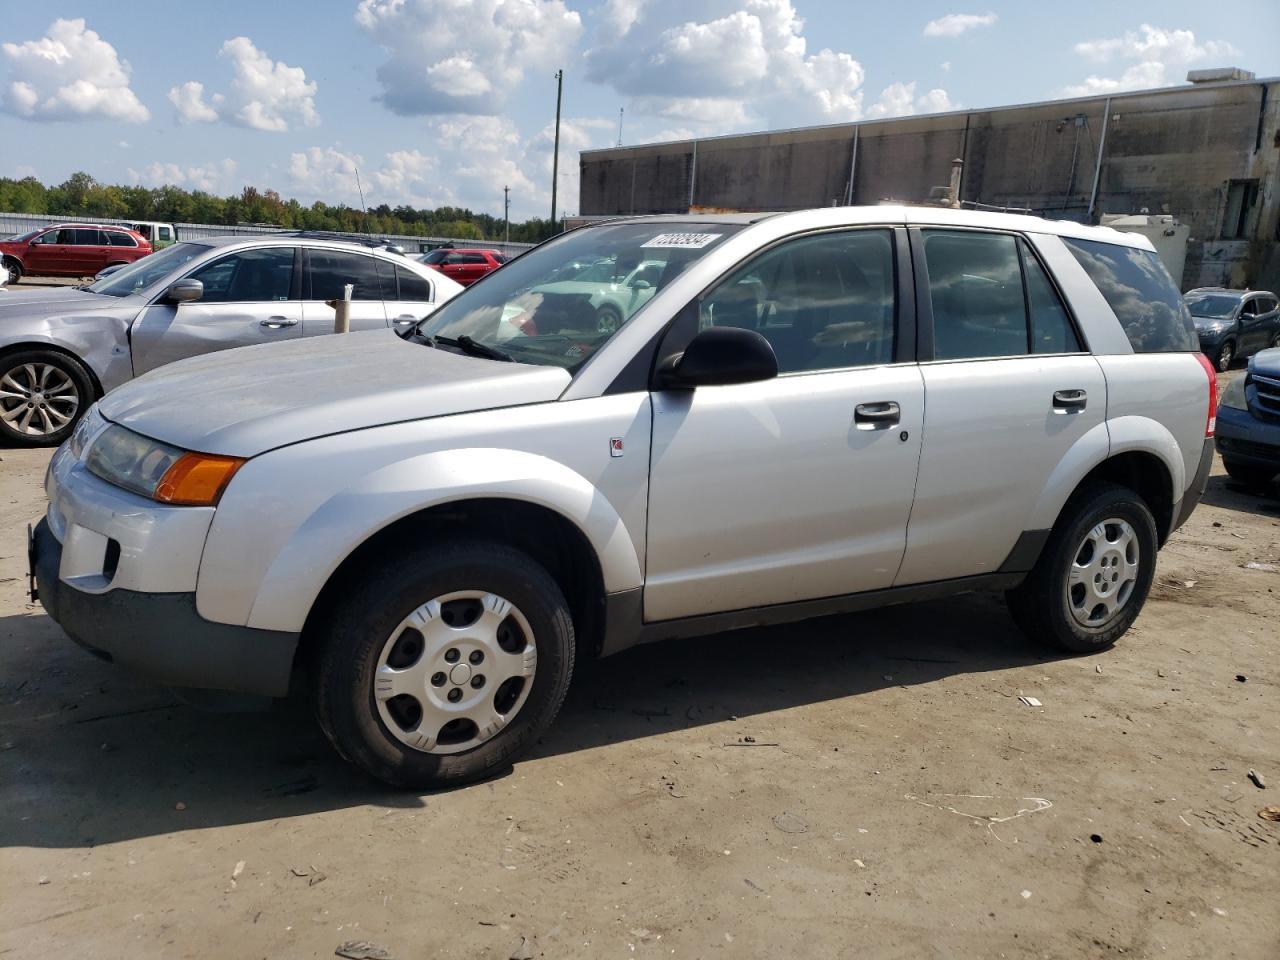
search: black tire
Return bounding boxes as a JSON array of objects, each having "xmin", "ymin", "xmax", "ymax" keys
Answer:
[
  {"xmin": 1223, "ymin": 459, "xmax": 1276, "ymax": 491},
  {"xmin": 1006, "ymin": 481, "xmax": 1158, "ymax": 654},
  {"xmin": 1215, "ymin": 340, "xmax": 1235, "ymax": 372},
  {"xmin": 0, "ymin": 348, "xmax": 95, "ymax": 447},
  {"xmin": 314, "ymin": 540, "xmax": 574, "ymax": 789},
  {"xmin": 596, "ymin": 305, "xmax": 623, "ymax": 334},
  {"xmin": 3, "ymin": 259, "xmax": 20, "ymax": 285}
]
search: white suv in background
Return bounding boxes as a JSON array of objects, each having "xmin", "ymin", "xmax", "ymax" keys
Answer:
[{"xmin": 31, "ymin": 207, "xmax": 1217, "ymax": 788}]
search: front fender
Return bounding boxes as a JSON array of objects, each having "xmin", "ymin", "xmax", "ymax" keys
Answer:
[
  {"xmin": 237, "ymin": 448, "xmax": 644, "ymax": 633},
  {"xmin": 0, "ymin": 315, "xmax": 133, "ymax": 394}
]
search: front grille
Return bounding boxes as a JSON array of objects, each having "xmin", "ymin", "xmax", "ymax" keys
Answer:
[
  {"xmin": 1249, "ymin": 371, "xmax": 1280, "ymax": 422},
  {"xmin": 1218, "ymin": 435, "xmax": 1280, "ymax": 462}
]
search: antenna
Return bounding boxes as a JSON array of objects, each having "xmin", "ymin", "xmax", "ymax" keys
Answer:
[
  {"xmin": 354, "ymin": 167, "xmax": 390, "ymax": 317},
  {"xmin": 617, "ymin": 107, "xmax": 624, "ymax": 147}
]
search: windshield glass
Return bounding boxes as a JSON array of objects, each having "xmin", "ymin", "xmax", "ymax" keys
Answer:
[
  {"xmin": 87, "ymin": 242, "xmax": 211, "ymax": 297},
  {"xmin": 1183, "ymin": 294, "xmax": 1238, "ymax": 319},
  {"xmin": 418, "ymin": 222, "xmax": 741, "ymax": 369},
  {"xmin": 6, "ymin": 230, "xmax": 40, "ymax": 242}
]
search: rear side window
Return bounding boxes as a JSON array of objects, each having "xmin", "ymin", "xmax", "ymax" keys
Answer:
[
  {"xmin": 1063, "ymin": 238, "xmax": 1197, "ymax": 352},
  {"xmin": 1022, "ymin": 244, "xmax": 1081, "ymax": 353},
  {"xmin": 395, "ymin": 264, "xmax": 433, "ymax": 301},
  {"xmin": 106, "ymin": 231, "xmax": 137, "ymax": 247},
  {"xmin": 73, "ymin": 229, "xmax": 102, "ymax": 245},
  {"xmin": 308, "ymin": 250, "xmax": 395, "ymax": 301}
]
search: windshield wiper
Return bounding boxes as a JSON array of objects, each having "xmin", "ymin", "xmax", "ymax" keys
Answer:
[{"xmin": 432, "ymin": 335, "xmax": 515, "ymax": 363}]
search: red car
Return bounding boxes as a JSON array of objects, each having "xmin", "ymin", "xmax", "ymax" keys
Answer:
[
  {"xmin": 2, "ymin": 224, "xmax": 152, "ymax": 284},
  {"xmin": 419, "ymin": 247, "xmax": 507, "ymax": 286}
]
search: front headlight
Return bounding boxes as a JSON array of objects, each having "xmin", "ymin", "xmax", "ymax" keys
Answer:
[
  {"xmin": 85, "ymin": 425, "xmax": 244, "ymax": 505},
  {"xmin": 67, "ymin": 404, "xmax": 106, "ymax": 459},
  {"xmin": 1220, "ymin": 374, "xmax": 1248, "ymax": 411}
]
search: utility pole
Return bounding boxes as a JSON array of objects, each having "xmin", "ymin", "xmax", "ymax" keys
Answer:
[
  {"xmin": 617, "ymin": 107, "xmax": 624, "ymax": 147},
  {"xmin": 550, "ymin": 68, "xmax": 563, "ymax": 232},
  {"xmin": 503, "ymin": 185, "xmax": 510, "ymax": 246}
]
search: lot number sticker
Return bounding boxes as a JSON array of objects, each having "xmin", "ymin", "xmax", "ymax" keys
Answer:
[{"xmin": 641, "ymin": 232, "xmax": 722, "ymax": 249}]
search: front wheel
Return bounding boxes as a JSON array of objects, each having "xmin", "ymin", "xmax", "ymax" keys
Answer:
[
  {"xmin": 1215, "ymin": 340, "xmax": 1235, "ymax": 372},
  {"xmin": 596, "ymin": 305, "xmax": 623, "ymax": 334},
  {"xmin": 0, "ymin": 349, "xmax": 94, "ymax": 446},
  {"xmin": 1006, "ymin": 481, "xmax": 1158, "ymax": 654},
  {"xmin": 314, "ymin": 540, "xmax": 575, "ymax": 788},
  {"xmin": 3, "ymin": 259, "xmax": 20, "ymax": 285}
]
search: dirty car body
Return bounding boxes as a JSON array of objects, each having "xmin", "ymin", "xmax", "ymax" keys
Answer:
[{"xmin": 32, "ymin": 207, "xmax": 1217, "ymax": 788}]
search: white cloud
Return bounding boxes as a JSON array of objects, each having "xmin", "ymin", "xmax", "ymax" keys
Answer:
[
  {"xmin": 168, "ymin": 37, "xmax": 318, "ymax": 131},
  {"xmin": 866, "ymin": 81, "xmax": 955, "ymax": 119},
  {"xmin": 584, "ymin": 0, "xmax": 867, "ymax": 133},
  {"xmin": 1, "ymin": 18, "xmax": 149, "ymax": 122},
  {"xmin": 1063, "ymin": 24, "xmax": 1241, "ymax": 96},
  {"xmin": 940, "ymin": 60, "xmax": 952, "ymax": 72},
  {"xmin": 128, "ymin": 159, "xmax": 238, "ymax": 193},
  {"xmin": 355, "ymin": 0, "xmax": 582, "ymax": 116},
  {"xmin": 923, "ymin": 12, "xmax": 997, "ymax": 38}
]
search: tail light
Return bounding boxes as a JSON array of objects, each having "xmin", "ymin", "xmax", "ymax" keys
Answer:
[{"xmin": 1193, "ymin": 352, "xmax": 1217, "ymax": 437}]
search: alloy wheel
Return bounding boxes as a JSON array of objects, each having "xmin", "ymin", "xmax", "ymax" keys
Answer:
[
  {"xmin": 0, "ymin": 362, "xmax": 81, "ymax": 437},
  {"xmin": 1217, "ymin": 343, "xmax": 1233, "ymax": 372},
  {"xmin": 1065, "ymin": 518, "xmax": 1140, "ymax": 629},
  {"xmin": 373, "ymin": 590, "xmax": 537, "ymax": 755}
]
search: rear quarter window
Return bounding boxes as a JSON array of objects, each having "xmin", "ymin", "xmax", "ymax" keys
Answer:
[{"xmin": 1063, "ymin": 238, "xmax": 1197, "ymax": 352}]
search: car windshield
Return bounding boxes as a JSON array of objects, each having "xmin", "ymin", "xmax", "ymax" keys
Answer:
[
  {"xmin": 421, "ymin": 250, "xmax": 448, "ymax": 264},
  {"xmin": 86, "ymin": 242, "xmax": 211, "ymax": 297},
  {"xmin": 417, "ymin": 222, "xmax": 741, "ymax": 370},
  {"xmin": 6, "ymin": 230, "xmax": 40, "ymax": 242},
  {"xmin": 1183, "ymin": 294, "xmax": 1238, "ymax": 319}
]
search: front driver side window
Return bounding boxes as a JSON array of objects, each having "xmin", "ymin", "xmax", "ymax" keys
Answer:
[
  {"xmin": 699, "ymin": 229, "xmax": 897, "ymax": 374},
  {"xmin": 187, "ymin": 247, "xmax": 295, "ymax": 304}
]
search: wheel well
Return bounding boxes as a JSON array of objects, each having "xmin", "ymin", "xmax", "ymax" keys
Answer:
[
  {"xmin": 1, "ymin": 254, "xmax": 22, "ymax": 273},
  {"xmin": 296, "ymin": 498, "xmax": 606, "ymax": 679},
  {"xmin": 0, "ymin": 342, "xmax": 104, "ymax": 399},
  {"xmin": 1075, "ymin": 452, "xmax": 1175, "ymax": 545}
]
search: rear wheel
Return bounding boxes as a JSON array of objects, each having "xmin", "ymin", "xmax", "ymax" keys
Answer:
[
  {"xmin": 314, "ymin": 540, "xmax": 574, "ymax": 788},
  {"xmin": 0, "ymin": 349, "xmax": 93, "ymax": 447},
  {"xmin": 1215, "ymin": 340, "xmax": 1235, "ymax": 372},
  {"xmin": 1223, "ymin": 459, "xmax": 1277, "ymax": 491},
  {"xmin": 1006, "ymin": 481, "xmax": 1157, "ymax": 654}
]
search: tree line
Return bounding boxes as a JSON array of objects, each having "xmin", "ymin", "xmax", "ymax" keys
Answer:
[{"xmin": 0, "ymin": 172, "xmax": 559, "ymax": 243}]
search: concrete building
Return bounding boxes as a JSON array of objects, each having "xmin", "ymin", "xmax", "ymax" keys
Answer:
[{"xmin": 579, "ymin": 72, "xmax": 1280, "ymax": 291}]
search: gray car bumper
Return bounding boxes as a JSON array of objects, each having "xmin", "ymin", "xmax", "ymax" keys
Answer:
[{"xmin": 32, "ymin": 517, "xmax": 299, "ymax": 698}]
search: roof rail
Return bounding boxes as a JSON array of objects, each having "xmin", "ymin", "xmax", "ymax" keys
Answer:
[{"xmin": 275, "ymin": 230, "xmax": 407, "ymax": 252}]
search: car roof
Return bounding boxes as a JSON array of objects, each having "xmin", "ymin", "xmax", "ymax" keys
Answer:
[
  {"xmin": 39, "ymin": 223, "xmax": 136, "ymax": 231},
  {"xmin": 195, "ymin": 234, "xmax": 409, "ymax": 255},
  {"xmin": 589, "ymin": 205, "xmax": 1158, "ymax": 250}
]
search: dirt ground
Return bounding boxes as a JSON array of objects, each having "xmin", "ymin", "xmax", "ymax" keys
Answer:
[{"xmin": 1, "ymin": 382, "xmax": 1278, "ymax": 959}]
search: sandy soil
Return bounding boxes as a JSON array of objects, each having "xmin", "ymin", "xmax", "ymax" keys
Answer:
[{"xmin": 1, "ymin": 389, "xmax": 1277, "ymax": 959}]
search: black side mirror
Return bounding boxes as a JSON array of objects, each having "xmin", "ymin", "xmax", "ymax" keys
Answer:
[{"xmin": 656, "ymin": 326, "xmax": 778, "ymax": 389}]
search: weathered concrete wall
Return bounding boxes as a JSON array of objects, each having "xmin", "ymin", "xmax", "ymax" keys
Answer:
[{"xmin": 580, "ymin": 80, "xmax": 1280, "ymax": 291}]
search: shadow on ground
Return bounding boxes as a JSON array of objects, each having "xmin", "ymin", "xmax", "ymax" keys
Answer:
[
  {"xmin": 1198, "ymin": 472, "xmax": 1280, "ymax": 516},
  {"xmin": 0, "ymin": 590, "xmax": 1054, "ymax": 850}
]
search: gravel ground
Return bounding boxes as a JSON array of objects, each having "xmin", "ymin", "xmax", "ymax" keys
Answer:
[{"xmin": 1, "ymin": 388, "xmax": 1277, "ymax": 959}]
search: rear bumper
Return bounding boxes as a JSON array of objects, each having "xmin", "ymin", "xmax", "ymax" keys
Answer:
[
  {"xmin": 33, "ymin": 516, "xmax": 298, "ymax": 697},
  {"xmin": 1171, "ymin": 436, "xmax": 1215, "ymax": 535},
  {"xmin": 1216, "ymin": 405, "xmax": 1280, "ymax": 467}
]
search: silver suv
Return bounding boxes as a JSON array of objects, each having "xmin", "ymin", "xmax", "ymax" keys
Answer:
[
  {"xmin": 0, "ymin": 233, "xmax": 461, "ymax": 446},
  {"xmin": 30, "ymin": 208, "xmax": 1217, "ymax": 788}
]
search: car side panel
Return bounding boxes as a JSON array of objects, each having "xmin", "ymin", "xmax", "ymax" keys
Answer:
[
  {"xmin": 0, "ymin": 307, "xmax": 138, "ymax": 394},
  {"xmin": 196, "ymin": 394, "xmax": 653, "ymax": 632}
]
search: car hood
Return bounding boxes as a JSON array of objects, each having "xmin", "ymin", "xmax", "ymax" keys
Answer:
[
  {"xmin": 1251, "ymin": 347, "xmax": 1280, "ymax": 378},
  {"xmin": 0, "ymin": 285, "xmax": 116, "ymax": 316},
  {"xmin": 97, "ymin": 330, "xmax": 572, "ymax": 458}
]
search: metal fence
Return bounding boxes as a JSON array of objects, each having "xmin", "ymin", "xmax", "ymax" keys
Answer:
[{"xmin": 0, "ymin": 211, "xmax": 535, "ymax": 257}]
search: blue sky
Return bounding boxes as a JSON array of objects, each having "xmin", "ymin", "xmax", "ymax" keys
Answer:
[{"xmin": 1, "ymin": 1, "xmax": 1275, "ymax": 220}]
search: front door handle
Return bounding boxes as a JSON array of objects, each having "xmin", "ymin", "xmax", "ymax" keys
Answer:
[
  {"xmin": 1053, "ymin": 388, "xmax": 1087, "ymax": 412},
  {"xmin": 261, "ymin": 316, "xmax": 298, "ymax": 329},
  {"xmin": 854, "ymin": 401, "xmax": 901, "ymax": 429}
]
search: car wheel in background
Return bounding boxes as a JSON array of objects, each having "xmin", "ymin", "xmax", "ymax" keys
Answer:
[
  {"xmin": 314, "ymin": 540, "xmax": 575, "ymax": 788},
  {"xmin": 596, "ymin": 305, "xmax": 623, "ymax": 334},
  {"xmin": 3, "ymin": 260, "xmax": 20, "ymax": 285},
  {"xmin": 1215, "ymin": 340, "xmax": 1235, "ymax": 372},
  {"xmin": 0, "ymin": 349, "xmax": 94, "ymax": 447},
  {"xmin": 1006, "ymin": 481, "xmax": 1158, "ymax": 654},
  {"xmin": 1223, "ymin": 459, "xmax": 1277, "ymax": 491},
  {"xmin": 1270, "ymin": 332, "xmax": 1280, "ymax": 349}
]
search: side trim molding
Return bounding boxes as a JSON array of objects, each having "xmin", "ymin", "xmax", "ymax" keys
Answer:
[{"xmin": 997, "ymin": 529, "xmax": 1051, "ymax": 574}]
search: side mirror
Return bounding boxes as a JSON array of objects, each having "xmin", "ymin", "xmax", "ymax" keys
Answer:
[
  {"xmin": 630, "ymin": 279, "xmax": 653, "ymax": 291},
  {"xmin": 166, "ymin": 278, "xmax": 203, "ymax": 304},
  {"xmin": 656, "ymin": 326, "xmax": 778, "ymax": 390}
]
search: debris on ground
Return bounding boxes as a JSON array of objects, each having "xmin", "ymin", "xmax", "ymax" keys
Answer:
[
  {"xmin": 1235, "ymin": 674, "xmax": 1247, "ymax": 682},
  {"xmin": 231, "ymin": 860, "xmax": 245, "ymax": 885},
  {"xmin": 291, "ymin": 865, "xmax": 328, "ymax": 886},
  {"xmin": 1258, "ymin": 806, "xmax": 1280, "ymax": 822},
  {"xmin": 1247, "ymin": 770, "xmax": 1267, "ymax": 790},
  {"xmin": 1090, "ymin": 834, "xmax": 1103, "ymax": 843},
  {"xmin": 1018, "ymin": 696, "xmax": 1043, "ymax": 707},
  {"xmin": 37, "ymin": 875, "xmax": 49, "ymax": 885},
  {"xmin": 1243, "ymin": 561, "xmax": 1279, "ymax": 573},
  {"xmin": 509, "ymin": 936, "xmax": 536, "ymax": 960},
  {"xmin": 771, "ymin": 811, "xmax": 808, "ymax": 834},
  {"xmin": 335, "ymin": 941, "xmax": 393, "ymax": 960},
  {"xmin": 1020, "ymin": 890, "xmax": 1033, "ymax": 900}
]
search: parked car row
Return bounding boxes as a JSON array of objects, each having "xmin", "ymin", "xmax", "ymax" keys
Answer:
[
  {"xmin": 28, "ymin": 207, "xmax": 1218, "ymax": 789},
  {"xmin": 1185, "ymin": 287, "xmax": 1280, "ymax": 372}
]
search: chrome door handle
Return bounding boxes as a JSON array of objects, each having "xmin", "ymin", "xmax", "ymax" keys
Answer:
[
  {"xmin": 1052, "ymin": 388, "xmax": 1087, "ymax": 412},
  {"xmin": 854, "ymin": 401, "xmax": 901, "ymax": 429},
  {"xmin": 260, "ymin": 316, "xmax": 298, "ymax": 328}
]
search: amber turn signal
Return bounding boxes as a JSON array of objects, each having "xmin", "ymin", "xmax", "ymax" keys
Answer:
[{"xmin": 154, "ymin": 453, "xmax": 245, "ymax": 506}]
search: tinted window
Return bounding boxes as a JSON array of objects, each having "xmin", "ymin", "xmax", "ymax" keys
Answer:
[
  {"xmin": 158, "ymin": 226, "xmax": 173, "ymax": 241},
  {"xmin": 73, "ymin": 229, "xmax": 102, "ymax": 245},
  {"xmin": 1064, "ymin": 238, "xmax": 1197, "ymax": 352},
  {"xmin": 1241, "ymin": 299, "xmax": 1259, "ymax": 317},
  {"xmin": 308, "ymin": 250, "xmax": 394, "ymax": 301},
  {"xmin": 1022, "ymin": 242, "xmax": 1081, "ymax": 353},
  {"xmin": 422, "ymin": 250, "xmax": 448, "ymax": 265},
  {"xmin": 188, "ymin": 247, "xmax": 294, "ymax": 303},
  {"xmin": 34, "ymin": 230, "xmax": 61, "ymax": 244},
  {"xmin": 106, "ymin": 231, "xmax": 137, "ymax": 247},
  {"xmin": 396, "ymin": 265, "xmax": 434, "ymax": 301},
  {"xmin": 701, "ymin": 229, "xmax": 896, "ymax": 374},
  {"xmin": 924, "ymin": 231, "xmax": 1027, "ymax": 360}
]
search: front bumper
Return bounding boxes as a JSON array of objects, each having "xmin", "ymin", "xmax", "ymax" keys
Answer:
[{"xmin": 1215, "ymin": 405, "xmax": 1280, "ymax": 468}]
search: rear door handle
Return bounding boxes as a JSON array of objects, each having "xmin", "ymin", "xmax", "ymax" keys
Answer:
[
  {"xmin": 1052, "ymin": 388, "xmax": 1087, "ymax": 412},
  {"xmin": 854, "ymin": 401, "xmax": 901, "ymax": 429},
  {"xmin": 260, "ymin": 316, "xmax": 298, "ymax": 329}
]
